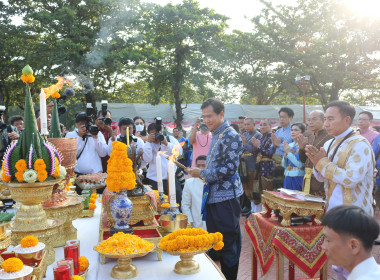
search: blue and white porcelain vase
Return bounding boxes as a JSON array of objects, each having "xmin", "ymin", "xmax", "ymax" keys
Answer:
[{"xmin": 110, "ymin": 189, "xmax": 134, "ymax": 234}]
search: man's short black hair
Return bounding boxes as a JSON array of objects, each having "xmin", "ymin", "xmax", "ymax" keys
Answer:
[
  {"xmin": 291, "ymin": 123, "xmax": 306, "ymax": 133},
  {"xmin": 322, "ymin": 205, "xmax": 380, "ymax": 251},
  {"xmin": 147, "ymin": 122, "xmax": 158, "ymax": 133},
  {"xmin": 195, "ymin": 155, "xmax": 207, "ymax": 163},
  {"xmin": 10, "ymin": 115, "xmax": 23, "ymax": 125},
  {"xmin": 75, "ymin": 112, "xmax": 87, "ymax": 123},
  {"xmin": 230, "ymin": 123, "xmax": 239, "ymax": 132},
  {"xmin": 279, "ymin": 107, "xmax": 294, "ymax": 118},
  {"xmin": 359, "ymin": 111, "xmax": 373, "ymax": 121},
  {"xmin": 238, "ymin": 116, "xmax": 246, "ymax": 120},
  {"xmin": 201, "ymin": 98, "xmax": 224, "ymax": 114},
  {"xmin": 173, "ymin": 127, "xmax": 179, "ymax": 132},
  {"xmin": 97, "ymin": 109, "xmax": 112, "ymax": 117},
  {"xmin": 326, "ymin": 101, "xmax": 356, "ymax": 124},
  {"xmin": 118, "ymin": 117, "xmax": 135, "ymax": 130}
]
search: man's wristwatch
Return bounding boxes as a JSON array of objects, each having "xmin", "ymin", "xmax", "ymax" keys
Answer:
[{"xmin": 199, "ymin": 170, "xmax": 205, "ymax": 182}]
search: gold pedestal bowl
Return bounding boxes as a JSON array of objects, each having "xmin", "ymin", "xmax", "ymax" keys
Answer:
[
  {"xmin": 94, "ymin": 248, "xmax": 154, "ymax": 279},
  {"xmin": 6, "ymin": 180, "xmax": 61, "ymax": 232},
  {"xmin": 166, "ymin": 248, "xmax": 211, "ymax": 275}
]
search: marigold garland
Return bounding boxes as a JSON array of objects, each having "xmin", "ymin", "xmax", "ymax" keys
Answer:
[
  {"xmin": 71, "ymin": 276, "xmax": 84, "ymax": 280},
  {"xmin": 106, "ymin": 141, "xmax": 136, "ymax": 192},
  {"xmin": 20, "ymin": 74, "xmax": 35, "ymax": 84},
  {"xmin": 78, "ymin": 256, "xmax": 89, "ymax": 272},
  {"xmin": 20, "ymin": 235, "xmax": 39, "ymax": 247},
  {"xmin": 159, "ymin": 228, "xmax": 224, "ymax": 253},
  {"xmin": 1, "ymin": 258, "xmax": 24, "ymax": 273},
  {"xmin": 90, "ymin": 197, "xmax": 96, "ymax": 204},
  {"xmin": 88, "ymin": 203, "xmax": 96, "ymax": 210},
  {"xmin": 161, "ymin": 203, "xmax": 179, "ymax": 208},
  {"xmin": 52, "ymin": 158, "xmax": 60, "ymax": 178},
  {"xmin": 91, "ymin": 193, "xmax": 98, "ymax": 199},
  {"xmin": 94, "ymin": 232, "xmax": 154, "ymax": 255}
]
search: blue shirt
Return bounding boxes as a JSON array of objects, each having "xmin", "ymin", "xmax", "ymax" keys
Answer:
[
  {"xmin": 273, "ymin": 125, "xmax": 293, "ymax": 156},
  {"xmin": 202, "ymin": 121, "xmax": 244, "ymax": 204},
  {"xmin": 372, "ymin": 135, "xmax": 380, "ymax": 185}
]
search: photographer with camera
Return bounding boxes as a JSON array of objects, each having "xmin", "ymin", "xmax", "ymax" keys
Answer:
[
  {"xmin": 189, "ymin": 116, "xmax": 212, "ymax": 167},
  {"xmin": 142, "ymin": 118, "xmax": 183, "ymax": 205},
  {"xmin": 65, "ymin": 112, "xmax": 108, "ymax": 176},
  {"xmin": 0, "ymin": 106, "xmax": 17, "ymax": 159},
  {"xmin": 107, "ymin": 117, "xmax": 144, "ymax": 155}
]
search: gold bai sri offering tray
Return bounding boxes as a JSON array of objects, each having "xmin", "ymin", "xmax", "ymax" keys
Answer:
[
  {"xmin": 94, "ymin": 247, "xmax": 155, "ymax": 279},
  {"xmin": 261, "ymin": 190, "xmax": 325, "ymax": 227},
  {"xmin": 43, "ymin": 195, "xmax": 84, "ymax": 247},
  {"xmin": 165, "ymin": 247, "xmax": 212, "ymax": 275}
]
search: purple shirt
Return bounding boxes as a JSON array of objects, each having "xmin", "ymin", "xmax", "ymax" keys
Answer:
[{"xmin": 359, "ymin": 128, "xmax": 379, "ymax": 145}]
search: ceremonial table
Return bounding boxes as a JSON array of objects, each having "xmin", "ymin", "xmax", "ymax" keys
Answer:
[
  {"xmin": 41, "ymin": 199, "xmax": 224, "ymax": 280},
  {"xmin": 245, "ymin": 213, "xmax": 327, "ymax": 280}
]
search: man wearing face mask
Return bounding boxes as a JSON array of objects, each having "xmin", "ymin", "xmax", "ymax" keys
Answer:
[{"xmin": 189, "ymin": 117, "xmax": 212, "ymax": 167}]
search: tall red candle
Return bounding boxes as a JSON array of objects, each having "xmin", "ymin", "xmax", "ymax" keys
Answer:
[
  {"xmin": 64, "ymin": 245, "xmax": 79, "ymax": 275},
  {"xmin": 53, "ymin": 264, "xmax": 72, "ymax": 280}
]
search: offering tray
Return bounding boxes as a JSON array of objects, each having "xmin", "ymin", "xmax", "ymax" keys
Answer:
[
  {"xmin": 1, "ymin": 251, "xmax": 47, "ymax": 280},
  {"xmin": 10, "ymin": 218, "xmax": 64, "ymax": 265},
  {"xmin": 43, "ymin": 195, "xmax": 84, "ymax": 246},
  {"xmin": 165, "ymin": 247, "xmax": 211, "ymax": 275},
  {"xmin": 94, "ymin": 247, "xmax": 154, "ymax": 279},
  {"xmin": 261, "ymin": 190, "xmax": 325, "ymax": 227}
]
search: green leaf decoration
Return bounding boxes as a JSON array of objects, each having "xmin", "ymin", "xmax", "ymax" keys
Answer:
[
  {"xmin": 22, "ymin": 65, "xmax": 33, "ymax": 75},
  {"xmin": 49, "ymin": 99, "xmax": 62, "ymax": 138},
  {"xmin": 41, "ymin": 145, "xmax": 52, "ymax": 175},
  {"xmin": 9, "ymin": 145, "xmax": 21, "ymax": 176}
]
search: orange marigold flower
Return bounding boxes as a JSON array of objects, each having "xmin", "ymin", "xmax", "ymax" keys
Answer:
[
  {"xmin": 15, "ymin": 159, "xmax": 27, "ymax": 172},
  {"xmin": 161, "ymin": 203, "xmax": 179, "ymax": 208},
  {"xmin": 66, "ymin": 186, "xmax": 70, "ymax": 191},
  {"xmin": 34, "ymin": 159, "xmax": 46, "ymax": 172},
  {"xmin": 15, "ymin": 171, "xmax": 24, "ymax": 182},
  {"xmin": 78, "ymin": 256, "xmax": 89, "ymax": 272},
  {"xmin": 37, "ymin": 170, "xmax": 48, "ymax": 182},
  {"xmin": 68, "ymin": 182, "xmax": 73, "ymax": 186},
  {"xmin": 1, "ymin": 258, "xmax": 24, "ymax": 272},
  {"xmin": 51, "ymin": 92, "xmax": 61, "ymax": 99},
  {"xmin": 20, "ymin": 74, "xmax": 35, "ymax": 84},
  {"xmin": 91, "ymin": 193, "xmax": 98, "ymax": 199},
  {"xmin": 88, "ymin": 203, "xmax": 96, "ymax": 210},
  {"xmin": 90, "ymin": 198, "xmax": 96, "ymax": 204},
  {"xmin": 20, "ymin": 235, "xmax": 39, "ymax": 247},
  {"xmin": 213, "ymin": 241, "xmax": 224, "ymax": 251},
  {"xmin": 71, "ymin": 276, "xmax": 84, "ymax": 280}
]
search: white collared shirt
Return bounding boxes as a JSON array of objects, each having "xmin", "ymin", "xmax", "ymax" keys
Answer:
[
  {"xmin": 142, "ymin": 136, "xmax": 182, "ymax": 181},
  {"xmin": 66, "ymin": 129, "xmax": 108, "ymax": 174},
  {"xmin": 181, "ymin": 177, "xmax": 207, "ymax": 230},
  {"xmin": 313, "ymin": 127, "xmax": 375, "ymax": 214},
  {"xmin": 347, "ymin": 257, "xmax": 380, "ymax": 280}
]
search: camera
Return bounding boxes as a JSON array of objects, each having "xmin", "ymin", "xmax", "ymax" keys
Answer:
[
  {"xmin": 154, "ymin": 117, "xmax": 165, "ymax": 142},
  {"xmin": 119, "ymin": 135, "xmax": 138, "ymax": 145},
  {"xmin": 85, "ymin": 103, "xmax": 99, "ymax": 136},
  {"xmin": 56, "ymin": 87, "xmax": 75, "ymax": 116},
  {"xmin": 100, "ymin": 100, "xmax": 112, "ymax": 126}
]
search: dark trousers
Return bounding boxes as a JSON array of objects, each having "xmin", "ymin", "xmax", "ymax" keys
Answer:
[
  {"xmin": 207, "ymin": 197, "xmax": 242, "ymax": 280},
  {"xmin": 147, "ymin": 178, "xmax": 182, "ymax": 206}
]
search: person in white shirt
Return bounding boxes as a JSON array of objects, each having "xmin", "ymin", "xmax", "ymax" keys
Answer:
[
  {"xmin": 107, "ymin": 117, "xmax": 144, "ymax": 156},
  {"xmin": 182, "ymin": 155, "xmax": 207, "ymax": 230},
  {"xmin": 142, "ymin": 122, "xmax": 183, "ymax": 204},
  {"xmin": 322, "ymin": 205, "xmax": 380, "ymax": 280},
  {"xmin": 65, "ymin": 112, "xmax": 108, "ymax": 176}
]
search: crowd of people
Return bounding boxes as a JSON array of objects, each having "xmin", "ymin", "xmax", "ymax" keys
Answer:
[{"xmin": 2, "ymin": 98, "xmax": 380, "ymax": 280}]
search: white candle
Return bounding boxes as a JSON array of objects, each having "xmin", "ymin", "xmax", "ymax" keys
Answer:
[
  {"xmin": 40, "ymin": 89, "xmax": 48, "ymax": 135},
  {"xmin": 168, "ymin": 158, "xmax": 176, "ymax": 207},
  {"xmin": 156, "ymin": 153, "xmax": 163, "ymax": 193}
]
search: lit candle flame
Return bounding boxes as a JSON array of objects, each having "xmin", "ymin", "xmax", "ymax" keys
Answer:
[{"xmin": 43, "ymin": 76, "xmax": 72, "ymax": 98}]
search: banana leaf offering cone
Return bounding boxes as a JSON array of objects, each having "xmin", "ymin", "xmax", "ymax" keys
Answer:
[
  {"xmin": 49, "ymin": 99, "xmax": 62, "ymax": 138},
  {"xmin": 1, "ymin": 65, "xmax": 65, "ymax": 184}
]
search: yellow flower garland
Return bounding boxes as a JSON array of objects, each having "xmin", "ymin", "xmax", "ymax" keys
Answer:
[
  {"xmin": 159, "ymin": 228, "xmax": 224, "ymax": 253},
  {"xmin": 106, "ymin": 141, "xmax": 136, "ymax": 192},
  {"xmin": 161, "ymin": 203, "xmax": 179, "ymax": 208},
  {"xmin": 1, "ymin": 258, "xmax": 24, "ymax": 273},
  {"xmin": 95, "ymin": 232, "xmax": 154, "ymax": 255},
  {"xmin": 53, "ymin": 158, "xmax": 60, "ymax": 178},
  {"xmin": 71, "ymin": 276, "xmax": 84, "ymax": 280},
  {"xmin": 88, "ymin": 203, "xmax": 96, "ymax": 210},
  {"xmin": 78, "ymin": 256, "xmax": 89, "ymax": 272},
  {"xmin": 20, "ymin": 235, "xmax": 39, "ymax": 247}
]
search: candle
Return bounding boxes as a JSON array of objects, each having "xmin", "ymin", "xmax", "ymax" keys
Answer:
[
  {"xmin": 64, "ymin": 245, "xmax": 79, "ymax": 275},
  {"xmin": 53, "ymin": 264, "xmax": 72, "ymax": 280},
  {"xmin": 127, "ymin": 127, "xmax": 130, "ymax": 147},
  {"xmin": 168, "ymin": 158, "xmax": 176, "ymax": 207},
  {"xmin": 156, "ymin": 153, "xmax": 163, "ymax": 193},
  {"xmin": 40, "ymin": 89, "xmax": 48, "ymax": 135}
]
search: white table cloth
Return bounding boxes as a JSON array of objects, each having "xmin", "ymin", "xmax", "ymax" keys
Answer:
[{"xmin": 43, "ymin": 200, "xmax": 224, "ymax": 279}]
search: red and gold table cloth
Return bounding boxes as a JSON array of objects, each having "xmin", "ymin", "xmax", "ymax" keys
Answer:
[{"xmin": 245, "ymin": 213, "xmax": 327, "ymax": 278}]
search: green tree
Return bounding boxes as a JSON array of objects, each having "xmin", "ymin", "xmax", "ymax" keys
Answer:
[{"xmin": 137, "ymin": 0, "xmax": 228, "ymax": 129}]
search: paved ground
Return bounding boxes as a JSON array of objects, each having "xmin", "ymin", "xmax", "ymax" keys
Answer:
[{"xmin": 236, "ymin": 210, "xmax": 380, "ymax": 280}]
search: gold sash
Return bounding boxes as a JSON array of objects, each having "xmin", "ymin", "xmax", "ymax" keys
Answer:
[
  {"xmin": 326, "ymin": 138, "xmax": 364, "ymax": 209},
  {"xmin": 302, "ymin": 168, "xmax": 313, "ymax": 194}
]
